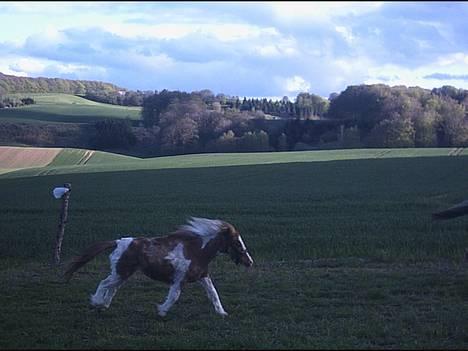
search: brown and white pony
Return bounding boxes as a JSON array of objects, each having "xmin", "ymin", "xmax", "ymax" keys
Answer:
[{"xmin": 65, "ymin": 217, "xmax": 253, "ymax": 317}]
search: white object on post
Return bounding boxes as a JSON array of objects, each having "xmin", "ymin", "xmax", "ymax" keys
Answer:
[{"xmin": 53, "ymin": 187, "xmax": 70, "ymax": 199}]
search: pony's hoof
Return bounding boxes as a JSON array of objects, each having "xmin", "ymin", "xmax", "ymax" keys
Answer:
[
  {"xmin": 219, "ymin": 311, "xmax": 229, "ymax": 317},
  {"xmin": 90, "ymin": 304, "xmax": 107, "ymax": 312},
  {"xmin": 157, "ymin": 304, "xmax": 167, "ymax": 317}
]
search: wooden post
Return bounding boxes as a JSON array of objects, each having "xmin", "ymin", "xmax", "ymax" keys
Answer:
[{"xmin": 53, "ymin": 183, "xmax": 72, "ymax": 265}]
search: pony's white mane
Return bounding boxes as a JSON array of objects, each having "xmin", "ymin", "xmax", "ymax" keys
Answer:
[
  {"xmin": 180, "ymin": 217, "xmax": 223, "ymax": 237},
  {"xmin": 179, "ymin": 217, "xmax": 223, "ymax": 248}
]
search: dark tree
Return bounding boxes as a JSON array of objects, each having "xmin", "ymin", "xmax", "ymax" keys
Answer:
[{"xmin": 93, "ymin": 119, "xmax": 136, "ymax": 149}]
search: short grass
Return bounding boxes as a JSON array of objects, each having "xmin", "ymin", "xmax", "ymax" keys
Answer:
[
  {"xmin": 0, "ymin": 93, "xmax": 141, "ymax": 124},
  {"xmin": 0, "ymin": 151, "xmax": 467, "ymax": 349},
  {"xmin": 1, "ymin": 261, "xmax": 466, "ymax": 349},
  {"xmin": 47, "ymin": 149, "xmax": 90, "ymax": 167}
]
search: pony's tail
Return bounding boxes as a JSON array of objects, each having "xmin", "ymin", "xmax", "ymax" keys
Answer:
[{"xmin": 64, "ymin": 240, "xmax": 117, "ymax": 281}]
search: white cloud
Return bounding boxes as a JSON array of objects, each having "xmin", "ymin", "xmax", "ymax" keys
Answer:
[
  {"xmin": 124, "ymin": 53, "xmax": 175, "ymax": 71},
  {"xmin": 364, "ymin": 56, "xmax": 468, "ymax": 89},
  {"xmin": 245, "ymin": 30, "xmax": 299, "ymax": 59},
  {"xmin": 0, "ymin": 66, "xmax": 28, "ymax": 76},
  {"xmin": 255, "ymin": 45, "xmax": 282, "ymax": 57},
  {"xmin": 1, "ymin": 2, "xmax": 468, "ymax": 96},
  {"xmin": 254, "ymin": 39, "xmax": 298, "ymax": 58},
  {"xmin": 284, "ymin": 76, "xmax": 311, "ymax": 93},
  {"xmin": 22, "ymin": 26, "xmax": 69, "ymax": 53},
  {"xmin": 0, "ymin": 55, "xmax": 108, "ymax": 81},
  {"xmin": 53, "ymin": 62, "xmax": 106, "ymax": 76},
  {"xmin": 335, "ymin": 26, "xmax": 355, "ymax": 44},
  {"xmin": 100, "ymin": 21, "xmax": 279, "ymax": 42},
  {"xmin": 436, "ymin": 52, "xmax": 468, "ymax": 66},
  {"xmin": 9, "ymin": 57, "xmax": 47, "ymax": 74},
  {"xmin": 270, "ymin": 1, "xmax": 384, "ymax": 23},
  {"xmin": 210, "ymin": 24, "xmax": 278, "ymax": 42}
]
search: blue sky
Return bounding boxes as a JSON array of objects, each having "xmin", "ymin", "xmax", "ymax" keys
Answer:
[{"xmin": 1, "ymin": 1, "xmax": 468, "ymax": 98}]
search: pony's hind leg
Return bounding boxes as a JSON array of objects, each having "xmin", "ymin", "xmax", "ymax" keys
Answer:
[
  {"xmin": 90, "ymin": 237, "xmax": 136, "ymax": 309},
  {"xmin": 90, "ymin": 273, "xmax": 124, "ymax": 308}
]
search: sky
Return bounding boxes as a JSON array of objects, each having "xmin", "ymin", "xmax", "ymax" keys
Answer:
[{"xmin": 1, "ymin": 1, "xmax": 468, "ymax": 99}]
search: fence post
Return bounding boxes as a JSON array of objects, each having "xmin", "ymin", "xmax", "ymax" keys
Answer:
[{"xmin": 52, "ymin": 183, "xmax": 72, "ymax": 265}]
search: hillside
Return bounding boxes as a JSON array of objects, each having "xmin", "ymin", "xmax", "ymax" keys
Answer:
[
  {"xmin": 0, "ymin": 72, "xmax": 467, "ymax": 158},
  {"xmin": 0, "ymin": 146, "xmax": 138, "ymax": 175},
  {"xmin": 1, "ymin": 146, "xmax": 465, "ymax": 179},
  {"xmin": 0, "ymin": 93, "xmax": 141, "ymax": 124},
  {"xmin": 0, "ymin": 72, "xmax": 125, "ymax": 95},
  {"xmin": 0, "ymin": 146, "xmax": 62, "ymax": 173}
]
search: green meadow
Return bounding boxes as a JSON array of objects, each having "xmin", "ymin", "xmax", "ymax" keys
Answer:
[
  {"xmin": 2, "ymin": 147, "xmax": 466, "ymax": 179},
  {"xmin": 0, "ymin": 93, "xmax": 141, "ymax": 124},
  {"xmin": 0, "ymin": 148, "xmax": 467, "ymax": 349}
]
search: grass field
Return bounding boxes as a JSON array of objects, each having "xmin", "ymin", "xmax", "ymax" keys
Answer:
[
  {"xmin": 0, "ymin": 149, "xmax": 467, "ymax": 349},
  {"xmin": 1, "ymin": 146, "xmax": 466, "ymax": 179},
  {"xmin": 0, "ymin": 93, "xmax": 141, "ymax": 124},
  {"xmin": 0, "ymin": 146, "xmax": 139, "ymax": 176}
]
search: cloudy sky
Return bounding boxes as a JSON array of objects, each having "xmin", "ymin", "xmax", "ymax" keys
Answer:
[{"xmin": 1, "ymin": 1, "xmax": 468, "ymax": 98}]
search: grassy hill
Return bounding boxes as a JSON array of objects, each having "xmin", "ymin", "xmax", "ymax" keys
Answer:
[
  {"xmin": 0, "ymin": 148, "xmax": 467, "ymax": 349},
  {"xmin": 0, "ymin": 146, "xmax": 466, "ymax": 179},
  {"xmin": 0, "ymin": 146, "xmax": 139, "ymax": 175},
  {"xmin": 0, "ymin": 93, "xmax": 141, "ymax": 124}
]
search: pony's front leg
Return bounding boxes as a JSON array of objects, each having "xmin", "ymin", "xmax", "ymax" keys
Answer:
[
  {"xmin": 157, "ymin": 282, "xmax": 182, "ymax": 317},
  {"xmin": 199, "ymin": 276, "xmax": 228, "ymax": 316}
]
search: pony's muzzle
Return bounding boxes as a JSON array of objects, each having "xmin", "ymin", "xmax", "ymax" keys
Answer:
[{"xmin": 242, "ymin": 252, "xmax": 254, "ymax": 267}]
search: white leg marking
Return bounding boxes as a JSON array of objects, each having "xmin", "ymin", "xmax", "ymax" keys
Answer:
[
  {"xmin": 90, "ymin": 273, "xmax": 124, "ymax": 308},
  {"xmin": 90, "ymin": 237, "xmax": 133, "ymax": 309},
  {"xmin": 199, "ymin": 276, "xmax": 228, "ymax": 316},
  {"xmin": 157, "ymin": 283, "xmax": 181, "ymax": 316},
  {"xmin": 158, "ymin": 243, "xmax": 191, "ymax": 316}
]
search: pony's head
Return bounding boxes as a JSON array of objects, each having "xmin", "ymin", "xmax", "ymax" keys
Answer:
[
  {"xmin": 220, "ymin": 222, "xmax": 254, "ymax": 267},
  {"xmin": 180, "ymin": 217, "xmax": 254, "ymax": 267}
]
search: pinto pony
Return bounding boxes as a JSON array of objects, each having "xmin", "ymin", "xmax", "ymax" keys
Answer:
[{"xmin": 65, "ymin": 217, "xmax": 253, "ymax": 317}]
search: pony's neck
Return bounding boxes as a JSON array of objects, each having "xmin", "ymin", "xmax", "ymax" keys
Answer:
[{"xmin": 201, "ymin": 233, "xmax": 226, "ymax": 262}]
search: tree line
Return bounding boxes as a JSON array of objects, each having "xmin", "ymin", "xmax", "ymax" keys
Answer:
[
  {"xmin": 0, "ymin": 72, "xmax": 123, "ymax": 95},
  {"xmin": 83, "ymin": 87, "xmax": 330, "ymax": 119},
  {"xmin": 328, "ymin": 84, "xmax": 468, "ymax": 147},
  {"xmin": 117, "ymin": 84, "xmax": 466, "ymax": 155},
  {"xmin": 141, "ymin": 89, "xmax": 328, "ymax": 123},
  {"xmin": 1, "ymin": 70, "xmax": 467, "ymax": 153},
  {"xmin": 71, "ymin": 81, "xmax": 331, "ymax": 119}
]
